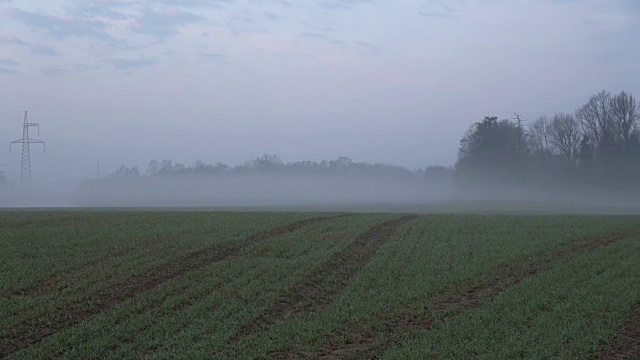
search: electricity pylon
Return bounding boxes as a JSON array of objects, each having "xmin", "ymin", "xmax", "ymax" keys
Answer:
[{"xmin": 10, "ymin": 111, "xmax": 45, "ymax": 187}]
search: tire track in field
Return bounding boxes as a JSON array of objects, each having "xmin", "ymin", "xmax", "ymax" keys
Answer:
[
  {"xmin": 598, "ymin": 301, "xmax": 640, "ymax": 359},
  {"xmin": 5, "ymin": 248, "xmax": 131, "ymax": 299},
  {"xmin": 231, "ymin": 215, "xmax": 418, "ymax": 343},
  {"xmin": 0, "ymin": 214, "xmax": 348, "ymax": 358},
  {"xmin": 275, "ymin": 230, "xmax": 640, "ymax": 359},
  {"xmin": 6, "ymin": 225, "xmax": 239, "ymax": 298}
]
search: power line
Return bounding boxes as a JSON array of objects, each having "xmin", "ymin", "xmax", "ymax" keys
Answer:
[{"xmin": 9, "ymin": 111, "xmax": 46, "ymax": 187}]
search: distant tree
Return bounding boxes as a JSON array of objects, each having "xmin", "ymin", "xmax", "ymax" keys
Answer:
[
  {"xmin": 146, "ymin": 160, "xmax": 161, "ymax": 176},
  {"xmin": 160, "ymin": 160, "xmax": 174, "ymax": 175},
  {"xmin": 577, "ymin": 134, "xmax": 595, "ymax": 172},
  {"xmin": 329, "ymin": 156, "xmax": 352, "ymax": 168},
  {"xmin": 243, "ymin": 154, "xmax": 284, "ymax": 173},
  {"xmin": 456, "ymin": 116, "xmax": 526, "ymax": 181},
  {"xmin": 549, "ymin": 113, "xmax": 582, "ymax": 166},
  {"xmin": 576, "ymin": 90, "xmax": 615, "ymax": 149},
  {"xmin": 109, "ymin": 165, "xmax": 141, "ymax": 178},
  {"xmin": 173, "ymin": 163, "xmax": 186, "ymax": 174},
  {"xmin": 625, "ymin": 132, "xmax": 640, "ymax": 168},
  {"xmin": 527, "ymin": 115, "xmax": 554, "ymax": 158},
  {"xmin": 193, "ymin": 160, "xmax": 228, "ymax": 175},
  {"xmin": 610, "ymin": 90, "xmax": 638, "ymax": 149}
]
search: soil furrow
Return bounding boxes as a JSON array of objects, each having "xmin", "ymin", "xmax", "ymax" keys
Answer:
[
  {"xmin": 1, "ymin": 214, "xmax": 346, "ymax": 358},
  {"xmin": 276, "ymin": 230, "xmax": 640, "ymax": 359},
  {"xmin": 232, "ymin": 215, "xmax": 418, "ymax": 343},
  {"xmin": 598, "ymin": 301, "xmax": 640, "ymax": 359},
  {"xmin": 5, "ymin": 249, "xmax": 131, "ymax": 299}
]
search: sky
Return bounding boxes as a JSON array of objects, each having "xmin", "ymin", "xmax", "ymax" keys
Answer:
[{"xmin": 0, "ymin": 0, "xmax": 639, "ymax": 191}]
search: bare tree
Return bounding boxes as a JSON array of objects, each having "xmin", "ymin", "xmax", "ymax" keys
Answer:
[
  {"xmin": 575, "ymin": 90, "xmax": 614, "ymax": 148},
  {"xmin": 610, "ymin": 90, "xmax": 638, "ymax": 147},
  {"xmin": 550, "ymin": 113, "xmax": 582, "ymax": 166},
  {"xmin": 527, "ymin": 115, "xmax": 553, "ymax": 157}
]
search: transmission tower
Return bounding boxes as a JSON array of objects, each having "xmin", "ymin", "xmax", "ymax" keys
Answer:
[{"xmin": 10, "ymin": 111, "xmax": 45, "ymax": 187}]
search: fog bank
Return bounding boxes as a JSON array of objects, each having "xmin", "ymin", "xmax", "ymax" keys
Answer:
[{"xmin": 71, "ymin": 173, "xmax": 452, "ymax": 207}]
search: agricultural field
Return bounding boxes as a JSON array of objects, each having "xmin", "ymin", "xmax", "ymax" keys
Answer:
[{"xmin": 1, "ymin": 210, "xmax": 639, "ymax": 359}]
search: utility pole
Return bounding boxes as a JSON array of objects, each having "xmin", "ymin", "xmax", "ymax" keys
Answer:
[
  {"xmin": 513, "ymin": 113, "xmax": 525, "ymax": 141},
  {"xmin": 512, "ymin": 113, "xmax": 526, "ymax": 155},
  {"xmin": 513, "ymin": 113, "xmax": 525, "ymax": 129},
  {"xmin": 10, "ymin": 111, "xmax": 45, "ymax": 187}
]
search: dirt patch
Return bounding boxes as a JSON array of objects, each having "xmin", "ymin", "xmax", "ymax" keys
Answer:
[
  {"xmin": 597, "ymin": 301, "xmax": 640, "ymax": 359},
  {"xmin": 232, "ymin": 215, "xmax": 418, "ymax": 342},
  {"xmin": 1, "ymin": 214, "xmax": 346, "ymax": 357},
  {"xmin": 276, "ymin": 230, "xmax": 640, "ymax": 359}
]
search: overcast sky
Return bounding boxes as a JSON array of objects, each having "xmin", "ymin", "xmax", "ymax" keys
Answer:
[{"xmin": 0, "ymin": 0, "xmax": 638, "ymax": 191}]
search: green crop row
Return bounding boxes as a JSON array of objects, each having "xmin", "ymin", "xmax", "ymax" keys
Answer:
[
  {"xmin": 5, "ymin": 213, "xmax": 394, "ymax": 359},
  {"xmin": 1, "ymin": 211, "xmax": 334, "ymax": 352},
  {"xmin": 2, "ymin": 212, "xmax": 639, "ymax": 359},
  {"xmin": 384, "ymin": 235, "xmax": 640, "ymax": 359},
  {"xmin": 212, "ymin": 215, "xmax": 640, "ymax": 358}
]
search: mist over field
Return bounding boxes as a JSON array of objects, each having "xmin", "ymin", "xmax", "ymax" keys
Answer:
[
  {"xmin": 3, "ymin": 168, "xmax": 639, "ymax": 215},
  {"xmin": 73, "ymin": 174, "xmax": 451, "ymax": 207},
  {"xmin": 69, "ymin": 177, "xmax": 640, "ymax": 214},
  {"xmin": 1, "ymin": 1, "xmax": 639, "ymax": 213}
]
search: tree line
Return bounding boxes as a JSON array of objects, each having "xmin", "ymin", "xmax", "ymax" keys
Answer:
[
  {"xmin": 98, "ymin": 154, "xmax": 451, "ymax": 181},
  {"xmin": 456, "ymin": 90, "xmax": 639, "ymax": 191}
]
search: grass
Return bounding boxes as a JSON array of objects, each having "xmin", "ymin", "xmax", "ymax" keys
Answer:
[
  {"xmin": 384, "ymin": 236, "xmax": 640, "ymax": 359},
  {"xmin": 1, "ymin": 210, "xmax": 639, "ymax": 359}
]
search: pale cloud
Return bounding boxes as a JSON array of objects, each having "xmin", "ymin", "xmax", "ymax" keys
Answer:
[
  {"xmin": 70, "ymin": 1, "xmax": 129, "ymax": 21},
  {"xmin": 418, "ymin": 0, "xmax": 457, "ymax": 18},
  {"xmin": 109, "ymin": 57, "xmax": 157, "ymax": 70},
  {"xmin": 7, "ymin": 7, "xmax": 116, "ymax": 43},
  {"xmin": 318, "ymin": 0, "xmax": 371, "ymax": 10},
  {"xmin": 41, "ymin": 65, "xmax": 68, "ymax": 76},
  {"xmin": 199, "ymin": 52, "xmax": 226, "ymax": 62},
  {"xmin": 263, "ymin": 10, "xmax": 278, "ymax": 21},
  {"xmin": 226, "ymin": 10, "xmax": 267, "ymax": 35},
  {"xmin": 0, "ymin": 67, "xmax": 19, "ymax": 74},
  {"xmin": 125, "ymin": 6, "xmax": 206, "ymax": 39},
  {"xmin": 354, "ymin": 40, "xmax": 377, "ymax": 53},
  {"xmin": 0, "ymin": 34, "xmax": 64, "ymax": 58},
  {"xmin": 300, "ymin": 32, "xmax": 330, "ymax": 40},
  {"xmin": 151, "ymin": 0, "xmax": 231, "ymax": 6},
  {"xmin": 0, "ymin": 34, "xmax": 27, "ymax": 45},
  {"xmin": 30, "ymin": 44, "xmax": 62, "ymax": 56}
]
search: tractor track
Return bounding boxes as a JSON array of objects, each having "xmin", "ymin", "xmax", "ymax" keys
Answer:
[
  {"xmin": 1, "ymin": 214, "xmax": 348, "ymax": 357},
  {"xmin": 231, "ymin": 215, "xmax": 418, "ymax": 343},
  {"xmin": 598, "ymin": 301, "xmax": 640, "ymax": 359},
  {"xmin": 273, "ymin": 230, "xmax": 640, "ymax": 359}
]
